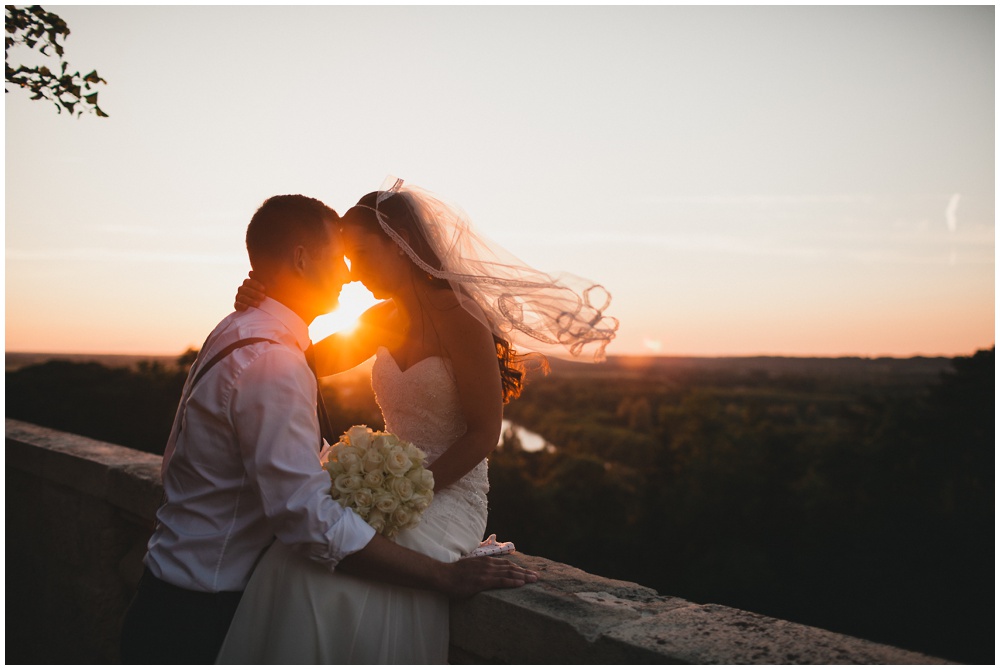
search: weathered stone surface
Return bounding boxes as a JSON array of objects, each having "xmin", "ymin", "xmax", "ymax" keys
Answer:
[
  {"xmin": 450, "ymin": 553, "xmax": 952, "ymax": 664},
  {"xmin": 451, "ymin": 552, "xmax": 693, "ymax": 663},
  {"xmin": 604, "ymin": 603, "xmax": 948, "ymax": 664},
  {"xmin": 6, "ymin": 418, "xmax": 162, "ymax": 516},
  {"xmin": 6, "ymin": 419, "xmax": 955, "ymax": 665}
]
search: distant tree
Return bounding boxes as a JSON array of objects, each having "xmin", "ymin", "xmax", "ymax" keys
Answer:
[
  {"xmin": 5, "ymin": 5, "xmax": 108, "ymax": 117},
  {"xmin": 177, "ymin": 347, "xmax": 199, "ymax": 373},
  {"xmin": 628, "ymin": 396, "xmax": 653, "ymax": 432},
  {"xmin": 6, "ymin": 359, "xmax": 184, "ymax": 453}
]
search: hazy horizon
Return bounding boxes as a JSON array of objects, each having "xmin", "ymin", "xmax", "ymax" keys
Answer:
[{"xmin": 3, "ymin": 346, "xmax": 976, "ymax": 362}]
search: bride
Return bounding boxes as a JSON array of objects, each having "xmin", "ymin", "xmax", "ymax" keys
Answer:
[{"xmin": 216, "ymin": 178, "xmax": 617, "ymax": 663}]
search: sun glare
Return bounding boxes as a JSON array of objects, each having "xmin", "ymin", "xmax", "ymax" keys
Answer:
[{"xmin": 310, "ymin": 282, "xmax": 379, "ymax": 342}]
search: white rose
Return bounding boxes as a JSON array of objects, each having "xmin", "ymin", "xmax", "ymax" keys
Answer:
[
  {"xmin": 366, "ymin": 509, "xmax": 386, "ymax": 534},
  {"xmin": 373, "ymin": 491, "xmax": 399, "ymax": 514},
  {"xmin": 324, "ymin": 443, "xmax": 341, "ymax": 465},
  {"xmin": 409, "ymin": 491, "xmax": 433, "ymax": 512},
  {"xmin": 407, "ymin": 468, "xmax": 434, "ymax": 493},
  {"xmin": 388, "ymin": 475, "xmax": 414, "ymax": 502},
  {"xmin": 324, "ymin": 460, "xmax": 346, "ymax": 478},
  {"xmin": 372, "ymin": 434, "xmax": 393, "ymax": 452},
  {"xmin": 363, "ymin": 469, "xmax": 385, "ymax": 489},
  {"xmin": 334, "ymin": 473, "xmax": 363, "ymax": 495},
  {"xmin": 385, "ymin": 447, "xmax": 413, "ymax": 477},
  {"xmin": 391, "ymin": 506, "xmax": 416, "ymax": 531},
  {"xmin": 404, "ymin": 442, "xmax": 425, "ymax": 462},
  {"xmin": 337, "ymin": 448, "xmax": 363, "ymax": 475},
  {"xmin": 352, "ymin": 488, "xmax": 374, "ymax": 516},
  {"xmin": 362, "ymin": 446, "xmax": 385, "ymax": 473},
  {"xmin": 345, "ymin": 425, "xmax": 373, "ymax": 450}
]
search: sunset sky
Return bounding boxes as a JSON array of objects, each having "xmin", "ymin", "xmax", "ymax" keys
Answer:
[{"xmin": 5, "ymin": 5, "xmax": 994, "ymax": 358}]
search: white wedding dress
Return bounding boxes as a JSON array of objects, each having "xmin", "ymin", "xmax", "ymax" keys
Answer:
[{"xmin": 216, "ymin": 347, "xmax": 489, "ymax": 664}]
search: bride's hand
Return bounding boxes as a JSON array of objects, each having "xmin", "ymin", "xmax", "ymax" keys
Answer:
[{"xmin": 234, "ymin": 272, "xmax": 266, "ymax": 311}]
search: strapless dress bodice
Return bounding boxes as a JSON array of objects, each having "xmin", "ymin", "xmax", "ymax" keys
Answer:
[{"xmin": 371, "ymin": 347, "xmax": 488, "ymax": 513}]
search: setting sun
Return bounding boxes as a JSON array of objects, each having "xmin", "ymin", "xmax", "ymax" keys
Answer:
[{"xmin": 309, "ymin": 281, "xmax": 380, "ymax": 342}]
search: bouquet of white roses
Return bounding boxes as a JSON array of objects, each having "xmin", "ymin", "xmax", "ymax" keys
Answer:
[{"xmin": 323, "ymin": 425, "xmax": 434, "ymax": 539}]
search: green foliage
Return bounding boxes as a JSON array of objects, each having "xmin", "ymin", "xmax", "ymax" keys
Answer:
[
  {"xmin": 6, "ymin": 357, "xmax": 187, "ymax": 453},
  {"xmin": 489, "ymin": 350, "xmax": 994, "ymax": 663},
  {"xmin": 5, "ymin": 5, "xmax": 109, "ymax": 117}
]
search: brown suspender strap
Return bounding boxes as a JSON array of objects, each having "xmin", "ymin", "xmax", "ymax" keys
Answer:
[
  {"xmin": 190, "ymin": 337, "xmax": 332, "ymax": 451},
  {"xmin": 190, "ymin": 337, "xmax": 278, "ymax": 387}
]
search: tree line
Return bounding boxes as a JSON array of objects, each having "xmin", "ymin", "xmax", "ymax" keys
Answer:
[
  {"xmin": 5, "ymin": 348, "xmax": 993, "ymax": 663},
  {"xmin": 487, "ymin": 349, "xmax": 993, "ymax": 664}
]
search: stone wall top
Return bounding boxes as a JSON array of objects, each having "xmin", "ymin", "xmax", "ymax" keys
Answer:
[
  {"xmin": 450, "ymin": 554, "xmax": 948, "ymax": 664},
  {"xmin": 6, "ymin": 418, "xmax": 951, "ymax": 664},
  {"xmin": 6, "ymin": 418, "xmax": 162, "ymax": 519}
]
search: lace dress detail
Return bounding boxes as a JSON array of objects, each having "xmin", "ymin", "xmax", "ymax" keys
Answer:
[{"xmin": 371, "ymin": 346, "xmax": 489, "ymax": 517}]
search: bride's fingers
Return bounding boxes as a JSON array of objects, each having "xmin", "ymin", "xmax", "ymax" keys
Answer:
[
  {"xmin": 234, "ymin": 277, "xmax": 267, "ymax": 311},
  {"xmin": 244, "ymin": 277, "xmax": 266, "ymax": 292}
]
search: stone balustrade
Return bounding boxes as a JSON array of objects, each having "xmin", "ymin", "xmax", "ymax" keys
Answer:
[{"xmin": 5, "ymin": 418, "xmax": 948, "ymax": 664}]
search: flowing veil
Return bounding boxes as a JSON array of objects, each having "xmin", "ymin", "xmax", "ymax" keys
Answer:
[{"xmin": 372, "ymin": 177, "xmax": 619, "ymax": 362}]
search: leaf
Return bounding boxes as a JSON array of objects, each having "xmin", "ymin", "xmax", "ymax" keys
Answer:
[{"xmin": 85, "ymin": 93, "xmax": 98, "ymax": 105}]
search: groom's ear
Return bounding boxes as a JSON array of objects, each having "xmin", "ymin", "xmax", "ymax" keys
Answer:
[{"xmin": 292, "ymin": 245, "xmax": 308, "ymax": 274}]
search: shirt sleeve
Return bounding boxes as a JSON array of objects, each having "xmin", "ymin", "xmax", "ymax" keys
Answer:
[{"xmin": 230, "ymin": 346, "xmax": 376, "ymax": 568}]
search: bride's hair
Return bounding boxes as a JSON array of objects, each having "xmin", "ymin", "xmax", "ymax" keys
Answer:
[{"xmin": 342, "ymin": 191, "xmax": 531, "ymax": 403}]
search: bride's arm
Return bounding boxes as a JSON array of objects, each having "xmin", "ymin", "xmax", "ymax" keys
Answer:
[
  {"xmin": 426, "ymin": 303, "xmax": 504, "ymax": 492},
  {"xmin": 311, "ymin": 300, "xmax": 402, "ymax": 376},
  {"xmin": 233, "ymin": 275, "xmax": 401, "ymax": 377}
]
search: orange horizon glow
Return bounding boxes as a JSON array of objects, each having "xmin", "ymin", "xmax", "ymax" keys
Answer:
[{"xmin": 5, "ymin": 280, "xmax": 994, "ymax": 361}]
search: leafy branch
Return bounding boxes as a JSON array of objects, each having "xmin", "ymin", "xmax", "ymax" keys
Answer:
[{"xmin": 5, "ymin": 5, "xmax": 108, "ymax": 117}]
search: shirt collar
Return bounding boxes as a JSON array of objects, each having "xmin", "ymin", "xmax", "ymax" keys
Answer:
[{"xmin": 255, "ymin": 297, "xmax": 312, "ymax": 351}]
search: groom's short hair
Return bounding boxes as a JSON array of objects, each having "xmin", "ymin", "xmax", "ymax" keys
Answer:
[{"xmin": 246, "ymin": 195, "xmax": 339, "ymax": 273}]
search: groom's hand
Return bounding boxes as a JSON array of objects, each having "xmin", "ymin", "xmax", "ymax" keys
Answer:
[
  {"xmin": 444, "ymin": 556, "xmax": 539, "ymax": 598},
  {"xmin": 337, "ymin": 533, "xmax": 537, "ymax": 597}
]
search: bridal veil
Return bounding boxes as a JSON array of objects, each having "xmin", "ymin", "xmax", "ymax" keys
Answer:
[{"xmin": 366, "ymin": 177, "xmax": 619, "ymax": 362}]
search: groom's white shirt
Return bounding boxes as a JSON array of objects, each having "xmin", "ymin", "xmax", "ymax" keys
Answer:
[{"xmin": 145, "ymin": 297, "xmax": 375, "ymax": 593}]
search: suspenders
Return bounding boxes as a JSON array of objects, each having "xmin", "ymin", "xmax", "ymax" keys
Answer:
[
  {"xmin": 189, "ymin": 337, "xmax": 278, "ymax": 387},
  {"xmin": 179, "ymin": 336, "xmax": 330, "ymax": 450},
  {"xmin": 176, "ymin": 337, "xmax": 278, "ymax": 437}
]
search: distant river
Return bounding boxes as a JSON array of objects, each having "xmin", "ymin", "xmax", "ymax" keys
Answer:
[{"xmin": 498, "ymin": 419, "xmax": 554, "ymax": 453}]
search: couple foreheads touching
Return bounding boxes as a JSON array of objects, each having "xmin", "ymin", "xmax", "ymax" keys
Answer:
[{"xmin": 121, "ymin": 176, "xmax": 618, "ymax": 664}]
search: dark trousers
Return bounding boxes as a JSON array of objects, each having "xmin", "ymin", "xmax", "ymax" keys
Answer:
[{"xmin": 120, "ymin": 568, "xmax": 243, "ymax": 664}]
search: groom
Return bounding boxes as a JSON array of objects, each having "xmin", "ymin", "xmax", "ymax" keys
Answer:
[{"xmin": 120, "ymin": 194, "xmax": 536, "ymax": 664}]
